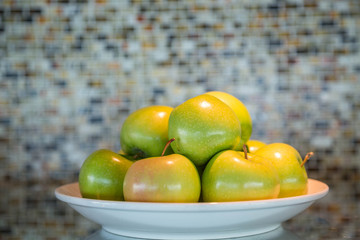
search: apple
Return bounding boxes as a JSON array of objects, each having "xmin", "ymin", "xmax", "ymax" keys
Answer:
[
  {"xmin": 202, "ymin": 148, "xmax": 280, "ymax": 202},
  {"xmin": 79, "ymin": 149, "xmax": 133, "ymax": 201},
  {"xmin": 206, "ymin": 91, "xmax": 252, "ymax": 150},
  {"xmin": 120, "ymin": 105, "xmax": 173, "ymax": 159},
  {"xmin": 255, "ymin": 143, "xmax": 308, "ymax": 198},
  {"xmin": 118, "ymin": 149, "xmax": 137, "ymax": 161},
  {"xmin": 168, "ymin": 94, "xmax": 241, "ymax": 166},
  {"xmin": 123, "ymin": 152, "xmax": 201, "ymax": 203},
  {"xmin": 246, "ymin": 139, "xmax": 266, "ymax": 153}
]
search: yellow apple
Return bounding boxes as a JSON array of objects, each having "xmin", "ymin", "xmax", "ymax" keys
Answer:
[
  {"xmin": 247, "ymin": 139, "xmax": 266, "ymax": 153},
  {"xmin": 255, "ymin": 143, "xmax": 308, "ymax": 198}
]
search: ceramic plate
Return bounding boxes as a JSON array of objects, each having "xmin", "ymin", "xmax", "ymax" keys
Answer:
[{"xmin": 55, "ymin": 179, "xmax": 328, "ymax": 239}]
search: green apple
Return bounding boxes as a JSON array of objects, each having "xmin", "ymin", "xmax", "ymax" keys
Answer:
[
  {"xmin": 255, "ymin": 143, "xmax": 308, "ymax": 198},
  {"xmin": 206, "ymin": 91, "xmax": 252, "ymax": 150},
  {"xmin": 120, "ymin": 105, "xmax": 173, "ymax": 159},
  {"xmin": 246, "ymin": 139, "xmax": 266, "ymax": 153},
  {"xmin": 168, "ymin": 94, "xmax": 241, "ymax": 166},
  {"xmin": 118, "ymin": 149, "xmax": 137, "ymax": 161},
  {"xmin": 123, "ymin": 154, "xmax": 201, "ymax": 202},
  {"xmin": 202, "ymin": 149, "xmax": 280, "ymax": 202},
  {"xmin": 79, "ymin": 149, "xmax": 133, "ymax": 201}
]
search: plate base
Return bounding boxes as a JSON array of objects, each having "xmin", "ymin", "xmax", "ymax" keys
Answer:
[{"xmin": 103, "ymin": 224, "xmax": 281, "ymax": 240}]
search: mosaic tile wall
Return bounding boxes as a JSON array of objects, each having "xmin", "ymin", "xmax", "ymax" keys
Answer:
[
  {"xmin": 1, "ymin": 0, "xmax": 360, "ymax": 239},
  {"xmin": 0, "ymin": 0, "xmax": 359, "ymax": 181}
]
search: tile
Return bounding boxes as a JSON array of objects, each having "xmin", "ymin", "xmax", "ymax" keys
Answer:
[{"xmin": 0, "ymin": 0, "xmax": 359, "ymax": 237}]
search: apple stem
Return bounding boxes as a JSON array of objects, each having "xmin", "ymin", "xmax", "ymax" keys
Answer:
[
  {"xmin": 301, "ymin": 152, "xmax": 314, "ymax": 167},
  {"xmin": 242, "ymin": 144, "xmax": 248, "ymax": 160},
  {"xmin": 162, "ymin": 138, "xmax": 175, "ymax": 156}
]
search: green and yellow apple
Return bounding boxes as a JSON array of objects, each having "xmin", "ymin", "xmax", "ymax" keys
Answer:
[
  {"xmin": 120, "ymin": 105, "xmax": 173, "ymax": 159},
  {"xmin": 79, "ymin": 149, "xmax": 133, "ymax": 201},
  {"xmin": 168, "ymin": 94, "xmax": 241, "ymax": 166},
  {"xmin": 202, "ymin": 149, "xmax": 280, "ymax": 202},
  {"xmin": 206, "ymin": 91, "xmax": 252, "ymax": 149},
  {"xmin": 255, "ymin": 143, "xmax": 308, "ymax": 198},
  {"xmin": 246, "ymin": 139, "xmax": 266, "ymax": 153},
  {"xmin": 118, "ymin": 149, "xmax": 137, "ymax": 161},
  {"xmin": 123, "ymin": 154, "xmax": 201, "ymax": 203}
]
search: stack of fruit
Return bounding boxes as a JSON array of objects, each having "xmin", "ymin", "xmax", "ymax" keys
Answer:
[{"xmin": 78, "ymin": 91, "xmax": 311, "ymax": 203}]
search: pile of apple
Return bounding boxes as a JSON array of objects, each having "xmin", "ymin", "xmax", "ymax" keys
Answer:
[{"xmin": 78, "ymin": 91, "xmax": 311, "ymax": 202}]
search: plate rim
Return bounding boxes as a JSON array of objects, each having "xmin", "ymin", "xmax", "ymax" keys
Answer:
[{"xmin": 55, "ymin": 178, "xmax": 329, "ymax": 211}]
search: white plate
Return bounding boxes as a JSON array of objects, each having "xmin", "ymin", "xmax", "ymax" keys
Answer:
[
  {"xmin": 55, "ymin": 179, "xmax": 328, "ymax": 240},
  {"xmin": 85, "ymin": 226, "xmax": 302, "ymax": 240}
]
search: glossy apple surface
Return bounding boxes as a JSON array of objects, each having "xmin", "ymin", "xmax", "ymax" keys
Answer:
[
  {"xmin": 120, "ymin": 105, "xmax": 173, "ymax": 159},
  {"xmin": 79, "ymin": 149, "xmax": 133, "ymax": 201},
  {"xmin": 202, "ymin": 150, "xmax": 280, "ymax": 202},
  {"xmin": 246, "ymin": 139, "xmax": 266, "ymax": 153},
  {"xmin": 206, "ymin": 91, "xmax": 252, "ymax": 149},
  {"xmin": 255, "ymin": 143, "xmax": 308, "ymax": 198},
  {"xmin": 168, "ymin": 94, "xmax": 241, "ymax": 166},
  {"xmin": 123, "ymin": 154, "xmax": 201, "ymax": 202}
]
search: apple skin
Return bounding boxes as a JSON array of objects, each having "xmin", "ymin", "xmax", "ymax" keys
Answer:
[
  {"xmin": 123, "ymin": 154, "xmax": 201, "ymax": 203},
  {"xmin": 206, "ymin": 91, "xmax": 252, "ymax": 150},
  {"xmin": 118, "ymin": 149, "xmax": 137, "ymax": 161},
  {"xmin": 168, "ymin": 94, "xmax": 241, "ymax": 166},
  {"xmin": 79, "ymin": 149, "xmax": 133, "ymax": 201},
  {"xmin": 202, "ymin": 150, "xmax": 280, "ymax": 202},
  {"xmin": 246, "ymin": 139, "xmax": 266, "ymax": 153},
  {"xmin": 120, "ymin": 105, "xmax": 173, "ymax": 159},
  {"xmin": 255, "ymin": 143, "xmax": 308, "ymax": 198}
]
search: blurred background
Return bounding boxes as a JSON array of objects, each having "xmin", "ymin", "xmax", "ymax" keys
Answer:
[{"xmin": 0, "ymin": 0, "xmax": 359, "ymax": 239}]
